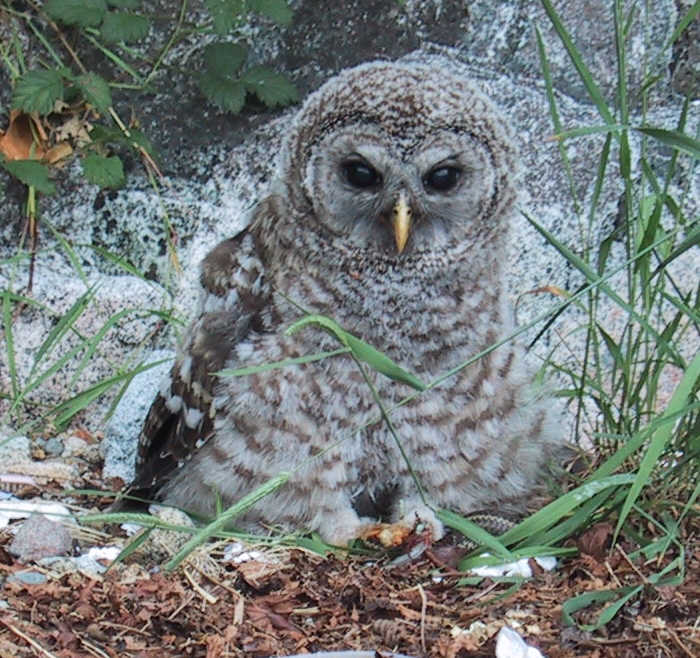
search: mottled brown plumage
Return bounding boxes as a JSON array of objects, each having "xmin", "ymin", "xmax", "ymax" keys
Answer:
[{"xmin": 128, "ymin": 60, "xmax": 562, "ymax": 545}]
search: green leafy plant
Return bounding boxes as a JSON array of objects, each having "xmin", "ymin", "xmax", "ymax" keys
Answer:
[{"xmin": 0, "ymin": 0, "xmax": 297, "ymax": 197}]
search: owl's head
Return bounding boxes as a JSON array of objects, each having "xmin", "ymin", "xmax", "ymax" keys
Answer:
[{"xmin": 279, "ymin": 60, "xmax": 519, "ymax": 260}]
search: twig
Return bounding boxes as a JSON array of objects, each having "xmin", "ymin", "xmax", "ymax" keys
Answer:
[
  {"xmin": 416, "ymin": 583, "xmax": 427, "ymax": 655},
  {"xmin": 79, "ymin": 636, "xmax": 111, "ymax": 658},
  {"xmin": 615, "ymin": 544, "xmax": 649, "ymax": 584},
  {"xmin": 0, "ymin": 617, "xmax": 59, "ymax": 658},
  {"xmin": 183, "ymin": 566, "xmax": 218, "ymax": 604}
]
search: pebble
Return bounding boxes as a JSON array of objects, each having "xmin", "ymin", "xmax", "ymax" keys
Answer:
[
  {"xmin": 7, "ymin": 570, "xmax": 48, "ymax": 585},
  {"xmin": 8, "ymin": 514, "xmax": 73, "ymax": 563}
]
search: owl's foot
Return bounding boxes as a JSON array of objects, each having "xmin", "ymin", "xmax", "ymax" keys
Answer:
[
  {"xmin": 395, "ymin": 500, "xmax": 445, "ymax": 543},
  {"xmin": 359, "ymin": 502, "xmax": 444, "ymax": 548},
  {"xmin": 315, "ymin": 508, "xmax": 377, "ymax": 547}
]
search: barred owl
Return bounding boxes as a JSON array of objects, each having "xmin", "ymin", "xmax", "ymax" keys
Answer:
[{"xmin": 125, "ymin": 60, "xmax": 561, "ymax": 546}]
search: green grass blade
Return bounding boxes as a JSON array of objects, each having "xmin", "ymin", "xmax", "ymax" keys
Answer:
[
  {"xmin": 437, "ymin": 509, "xmax": 512, "ymax": 560},
  {"xmin": 522, "ymin": 211, "xmax": 683, "ymax": 365},
  {"xmin": 165, "ymin": 473, "xmax": 290, "ymax": 571},
  {"xmin": 614, "ymin": 352, "xmax": 700, "ymax": 541},
  {"xmin": 32, "ymin": 286, "xmax": 96, "ymax": 369},
  {"xmin": 562, "ymin": 586, "xmax": 642, "ymax": 631},
  {"xmin": 498, "ymin": 474, "xmax": 635, "ymax": 546},
  {"xmin": 2, "ymin": 290, "xmax": 19, "ymax": 400},
  {"xmin": 218, "ymin": 347, "xmax": 351, "ymax": 377},
  {"xmin": 52, "ymin": 358, "xmax": 171, "ymax": 427},
  {"xmin": 539, "ymin": 0, "xmax": 615, "ymax": 125},
  {"xmin": 635, "ymin": 127, "xmax": 700, "ymax": 160},
  {"xmin": 286, "ymin": 314, "xmax": 426, "ymax": 391}
]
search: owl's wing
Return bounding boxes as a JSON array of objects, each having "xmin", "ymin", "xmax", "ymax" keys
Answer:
[{"xmin": 124, "ymin": 226, "xmax": 270, "ymax": 501}]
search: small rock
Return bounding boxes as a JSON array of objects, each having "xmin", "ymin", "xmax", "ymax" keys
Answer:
[
  {"xmin": 8, "ymin": 515, "xmax": 73, "ymax": 563},
  {"xmin": 7, "ymin": 570, "xmax": 48, "ymax": 585},
  {"xmin": 43, "ymin": 438, "xmax": 64, "ymax": 457}
]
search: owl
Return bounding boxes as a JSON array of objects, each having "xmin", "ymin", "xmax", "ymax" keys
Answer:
[{"xmin": 125, "ymin": 60, "xmax": 562, "ymax": 546}]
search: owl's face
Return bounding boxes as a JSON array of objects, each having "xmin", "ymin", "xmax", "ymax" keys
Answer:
[
  {"xmin": 305, "ymin": 125, "xmax": 500, "ymax": 255},
  {"xmin": 280, "ymin": 60, "xmax": 518, "ymax": 261}
]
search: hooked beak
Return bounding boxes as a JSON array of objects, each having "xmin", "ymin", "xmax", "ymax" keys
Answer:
[{"xmin": 391, "ymin": 191, "xmax": 412, "ymax": 254}]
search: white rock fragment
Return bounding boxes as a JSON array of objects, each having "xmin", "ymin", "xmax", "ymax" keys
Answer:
[{"xmin": 495, "ymin": 625, "xmax": 546, "ymax": 658}]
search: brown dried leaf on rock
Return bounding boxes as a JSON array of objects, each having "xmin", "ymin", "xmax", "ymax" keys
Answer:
[{"xmin": 0, "ymin": 110, "xmax": 46, "ymax": 160}]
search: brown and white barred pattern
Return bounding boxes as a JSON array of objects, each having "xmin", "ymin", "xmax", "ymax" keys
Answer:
[{"xmin": 129, "ymin": 61, "xmax": 562, "ymax": 545}]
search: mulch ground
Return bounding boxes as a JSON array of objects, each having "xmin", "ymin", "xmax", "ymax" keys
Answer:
[{"xmin": 0, "ymin": 439, "xmax": 697, "ymax": 657}]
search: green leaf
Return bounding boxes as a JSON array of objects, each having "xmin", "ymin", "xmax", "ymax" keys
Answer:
[
  {"xmin": 45, "ymin": 0, "xmax": 108, "ymax": 27},
  {"xmin": 286, "ymin": 314, "xmax": 426, "ymax": 391},
  {"xmin": 100, "ymin": 12, "xmax": 150, "ymax": 43},
  {"xmin": 635, "ymin": 126, "xmax": 700, "ymax": 160},
  {"xmin": 199, "ymin": 73, "xmax": 246, "ymax": 113},
  {"xmin": 205, "ymin": 0, "xmax": 245, "ymax": 34},
  {"xmin": 249, "ymin": 0, "xmax": 293, "ymax": 25},
  {"xmin": 12, "ymin": 69, "xmax": 64, "ymax": 114},
  {"xmin": 203, "ymin": 42, "xmax": 247, "ymax": 77},
  {"xmin": 1, "ymin": 159, "xmax": 55, "ymax": 195},
  {"xmin": 88, "ymin": 125, "xmax": 124, "ymax": 143},
  {"xmin": 242, "ymin": 66, "xmax": 298, "ymax": 107},
  {"xmin": 81, "ymin": 154, "xmax": 125, "ymax": 188},
  {"xmin": 75, "ymin": 73, "xmax": 112, "ymax": 113}
]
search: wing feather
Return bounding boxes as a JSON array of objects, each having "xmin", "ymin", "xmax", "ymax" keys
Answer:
[{"xmin": 123, "ymin": 225, "xmax": 270, "ymax": 502}]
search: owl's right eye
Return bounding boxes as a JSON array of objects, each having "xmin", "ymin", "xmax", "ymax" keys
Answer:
[{"xmin": 342, "ymin": 160, "xmax": 381, "ymax": 189}]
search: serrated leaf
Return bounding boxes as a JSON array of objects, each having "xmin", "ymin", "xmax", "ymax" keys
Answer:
[
  {"xmin": 75, "ymin": 73, "xmax": 112, "ymax": 113},
  {"xmin": 203, "ymin": 42, "xmax": 247, "ymax": 77},
  {"xmin": 249, "ymin": 0, "xmax": 293, "ymax": 25},
  {"xmin": 205, "ymin": 0, "xmax": 245, "ymax": 34},
  {"xmin": 45, "ymin": 0, "xmax": 108, "ymax": 27},
  {"xmin": 199, "ymin": 73, "xmax": 246, "ymax": 113},
  {"xmin": 101, "ymin": 12, "xmax": 150, "ymax": 43},
  {"xmin": 82, "ymin": 154, "xmax": 125, "ymax": 188},
  {"xmin": 106, "ymin": 0, "xmax": 140, "ymax": 8},
  {"xmin": 12, "ymin": 69, "xmax": 64, "ymax": 115},
  {"xmin": 1, "ymin": 159, "xmax": 56, "ymax": 194},
  {"xmin": 88, "ymin": 125, "xmax": 124, "ymax": 143},
  {"xmin": 242, "ymin": 66, "xmax": 298, "ymax": 107}
]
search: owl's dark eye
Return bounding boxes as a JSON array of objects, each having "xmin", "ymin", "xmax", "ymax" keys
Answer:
[
  {"xmin": 342, "ymin": 160, "xmax": 381, "ymax": 188},
  {"xmin": 424, "ymin": 166, "xmax": 461, "ymax": 192}
]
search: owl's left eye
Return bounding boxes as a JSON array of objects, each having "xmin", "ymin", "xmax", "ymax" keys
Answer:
[{"xmin": 424, "ymin": 166, "xmax": 461, "ymax": 192}]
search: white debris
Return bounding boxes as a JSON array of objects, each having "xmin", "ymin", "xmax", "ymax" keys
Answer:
[
  {"xmin": 495, "ymin": 625, "xmax": 546, "ymax": 658},
  {"xmin": 222, "ymin": 541, "xmax": 267, "ymax": 564},
  {"xmin": 470, "ymin": 555, "xmax": 557, "ymax": 579},
  {"xmin": 87, "ymin": 546, "xmax": 122, "ymax": 562},
  {"xmin": 0, "ymin": 499, "xmax": 73, "ymax": 529}
]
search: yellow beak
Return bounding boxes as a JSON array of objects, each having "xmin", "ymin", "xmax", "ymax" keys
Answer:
[{"xmin": 392, "ymin": 192, "xmax": 412, "ymax": 254}]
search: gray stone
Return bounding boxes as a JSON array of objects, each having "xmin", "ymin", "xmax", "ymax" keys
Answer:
[
  {"xmin": 102, "ymin": 349, "xmax": 175, "ymax": 483},
  {"xmin": 7, "ymin": 570, "xmax": 48, "ymax": 585},
  {"xmin": 8, "ymin": 514, "xmax": 73, "ymax": 564}
]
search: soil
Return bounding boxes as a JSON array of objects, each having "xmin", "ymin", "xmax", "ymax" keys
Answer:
[{"xmin": 0, "ymin": 443, "xmax": 697, "ymax": 658}]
